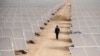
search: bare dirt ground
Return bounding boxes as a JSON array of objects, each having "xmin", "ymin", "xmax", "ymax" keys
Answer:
[{"xmin": 16, "ymin": 0, "xmax": 72, "ymax": 56}]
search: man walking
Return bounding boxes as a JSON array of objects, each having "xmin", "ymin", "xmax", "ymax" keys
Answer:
[{"xmin": 55, "ymin": 25, "xmax": 60, "ymax": 40}]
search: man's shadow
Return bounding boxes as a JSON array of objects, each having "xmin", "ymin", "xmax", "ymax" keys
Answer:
[
  {"xmin": 47, "ymin": 46, "xmax": 70, "ymax": 51},
  {"xmin": 50, "ymin": 38, "xmax": 72, "ymax": 43},
  {"xmin": 60, "ymin": 31, "xmax": 71, "ymax": 35}
]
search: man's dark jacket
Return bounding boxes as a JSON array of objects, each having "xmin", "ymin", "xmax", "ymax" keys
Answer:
[{"xmin": 55, "ymin": 28, "xmax": 60, "ymax": 34}]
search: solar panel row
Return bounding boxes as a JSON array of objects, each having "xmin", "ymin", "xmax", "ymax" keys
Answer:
[
  {"xmin": 0, "ymin": 38, "xmax": 15, "ymax": 56},
  {"xmin": 70, "ymin": 0, "xmax": 100, "ymax": 56},
  {"xmin": 0, "ymin": 0, "xmax": 65, "ymax": 56},
  {"xmin": 70, "ymin": 47, "xmax": 100, "ymax": 56},
  {"xmin": 70, "ymin": 34, "xmax": 100, "ymax": 47}
]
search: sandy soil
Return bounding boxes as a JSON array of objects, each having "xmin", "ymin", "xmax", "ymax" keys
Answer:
[{"xmin": 16, "ymin": 0, "xmax": 72, "ymax": 56}]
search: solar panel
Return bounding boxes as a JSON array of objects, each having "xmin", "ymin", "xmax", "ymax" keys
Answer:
[
  {"xmin": 0, "ymin": 28, "xmax": 28, "ymax": 51},
  {"xmin": 82, "ymin": 34, "xmax": 97, "ymax": 46},
  {"xmin": 24, "ymin": 31, "xmax": 35, "ymax": 41},
  {"xmin": 13, "ymin": 28, "xmax": 24, "ymax": 38},
  {"xmin": 5, "ymin": 18, "xmax": 14, "ymax": 23},
  {"xmin": 70, "ymin": 0, "xmax": 100, "ymax": 56},
  {"xmin": 0, "ymin": 29, "xmax": 2, "ymax": 37},
  {"xmin": 0, "ymin": 38, "xmax": 13, "ymax": 50},
  {"xmin": 12, "ymin": 38, "xmax": 28, "ymax": 51},
  {"xmin": 37, "ymin": 20, "xmax": 45, "ymax": 28},
  {"xmin": 71, "ymin": 17, "xmax": 100, "ymax": 33},
  {"xmin": 70, "ymin": 34, "xmax": 85, "ymax": 46},
  {"xmin": 86, "ymin": 22, "xmax": 96, "ymax": 27},
  {"xmin": 71, "ymin": 22, "xmax": 79, "ymax": 27},
  {"xmin": 70, "ymin": 34, "xmax": 100, "ymax": 47},
  {"xmin": 71, "ymin": 27, "xmax": 80, "ymax": 32},
  {"xmin": 94, "ymin": 21, "xmax": 100, "ymax": 26},
  {"xmin": 0, "ymin": 22, "xmax": 5, "ymax": 28},
  {"xmin": 80, "ymin": 27, "xmax": 91, "ymax": 34},
  {"xmin": 70, "ymin": 47, "xmax": 87, "ymax": 56},
  {"xmin": 2, "ymin": 28, "xmax": 13, "ymax": 38},
  {"xmin": 69, "ymin": 47, "xmax": 100, "ymax": 56},
  {"xmin": 93, "ymin": 34, "xmax": 100, "ymax": 46},
  {"xmin": 89, "ymin": 27, "xmax": 100, "ymax": 33},
  {"xmin": 5, "ymin": 22, "xmax": 13, "ymax": 28},
  {"xmin": 0, "ymin": 51, "xmax": 15, "ymax": 56},
  {"xmin": 85, "ymin": 47, "xmax": 100, "ymax": 56},
  {"xmin": 78, "ymin": 21, "xmax": 87, "ymax": 27},
  {"xmin": 0, "ymin": 38, "xmax": 15, "ymax": 56},
  {"xmin": 13, "ymin": 22, "xmax": 23, "ymax": 29},
  {"xmin": 33, "ymin": 25, "xmax": 41, "ymax": 34},
  {"xmin": 0, "ymin": 0, "xmax": 65, "ymax": 55},
  {"xmin": 22, "ymin": 22, "xmax": 32, "ymax": 30}
]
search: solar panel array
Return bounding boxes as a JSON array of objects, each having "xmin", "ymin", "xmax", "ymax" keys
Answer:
[
  {"xmin": 0, "ymin": 38, "xmax": 15, "ymax": 56},
  {"xmin": 70, "ymin": 34, "xmax": 100, "ymax": 47},
  {"xmin": 70, "ymin": 0, "xmax": 100, "ymax": 56},
  {"xmin": 70, "ymin": 47, "xmax": 100, "ymax": 56},
  {"xmin": 0, "ymin": 0, "xmax": 65, "ymax": 56}
]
